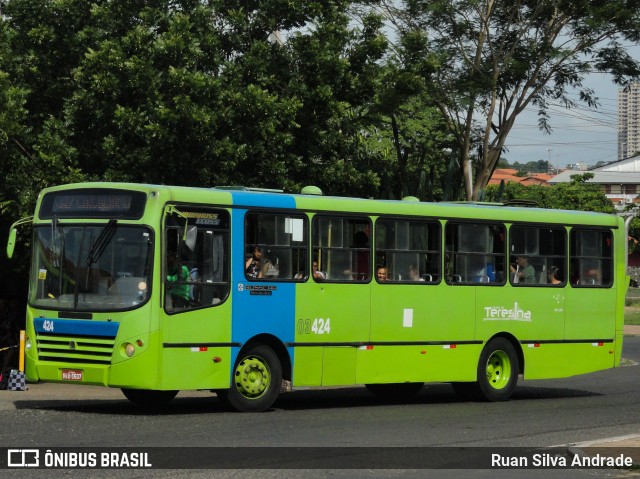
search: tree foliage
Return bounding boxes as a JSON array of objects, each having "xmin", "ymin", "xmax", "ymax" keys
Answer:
[
  {"xmin": 0, "ymin": 0, "xmax": 395, "ymax": 216},
  {"xmin": 485, "ymin": 173, "xmax": 616, "ymax": 213},
  {"xmin": 1, "ymin": 0, "xmax": 635, "ymax": 215},
  {"xmin": 374, "ymin": 0, "xmax": 640, "ymax": 200}
]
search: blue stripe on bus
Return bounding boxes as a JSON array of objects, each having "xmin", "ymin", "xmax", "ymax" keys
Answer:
[
  {"xmin": 34, "ymin": 318, "xmax": 119, "ymax": 338},
  {"xmin": 230, "ymin": 197, "xmax": 297, "ymax": 373},
  {"xmin": 227, "ymin": 191, "xmax": 296, "ymax": 209}
]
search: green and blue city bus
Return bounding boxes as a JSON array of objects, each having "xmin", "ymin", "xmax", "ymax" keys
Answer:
[{"xmin": 6, "ymin": 182, "xmax": 630, "ymax": 411}]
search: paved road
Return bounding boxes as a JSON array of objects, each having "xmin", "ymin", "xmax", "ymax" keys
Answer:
[{"xmin": 0, "ymin": 332, "xmax": 638, "ymax": 478}]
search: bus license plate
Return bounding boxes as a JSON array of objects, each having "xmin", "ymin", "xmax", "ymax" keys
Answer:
[{"xmin": 61, "ymin": 369, "xmax": 83, "ymax": 381}]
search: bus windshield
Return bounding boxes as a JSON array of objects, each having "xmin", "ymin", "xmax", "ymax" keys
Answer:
[{"xmin": 29, "ymin": 223, "xmax": 153, "ymax": 311}]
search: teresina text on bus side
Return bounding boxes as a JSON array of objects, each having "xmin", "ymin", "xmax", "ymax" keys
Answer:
[{"xmin": 483, "ymin": 302, "xmax": 532, "ymax": 321}]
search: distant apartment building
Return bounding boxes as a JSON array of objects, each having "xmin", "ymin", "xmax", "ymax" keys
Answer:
[{"xmin": 618, "ymin": 83, "xmax": 640, "ymax": 160}]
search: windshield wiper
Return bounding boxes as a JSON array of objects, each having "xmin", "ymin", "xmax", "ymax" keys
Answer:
[
  {"xmin": 74, "ymin": 220, "xmax": 117, "ymax": 308},
  {"xmin": 86, "ymin": 219, "xmax": 117, "ymax": 266}
]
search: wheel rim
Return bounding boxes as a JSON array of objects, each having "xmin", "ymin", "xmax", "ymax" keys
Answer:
[
  {"xmin": 234, "ymin": 355, "xmax": 271, "ymax": 399},
  {"xmin": 485, "ymin": 349, "xmax": 511, "ymax": 390}
]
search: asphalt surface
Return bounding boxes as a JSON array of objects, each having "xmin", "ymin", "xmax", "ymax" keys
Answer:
[{"xmin": 1, "ymin": 326, "xmax": 638, "ymax": 467}]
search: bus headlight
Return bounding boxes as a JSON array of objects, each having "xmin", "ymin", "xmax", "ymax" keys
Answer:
[
  {"xmin": 25, "ymin": 335, "xmax": 32, "ymax": 352},
  {"xmin": 124, "ymin": 343, "xmax": 135, "ymax": 357}
]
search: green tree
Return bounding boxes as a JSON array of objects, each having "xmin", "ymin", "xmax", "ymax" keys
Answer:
[
  {"xmin": 375, "ymin": 0, "xmax": 640, "ymax": 200},
  {"xmin": 284, "ymin": 7, "xmax": 389, "ymax": 197},
  {"xmin": 0, "ymin": 0, "xmax": 392, "ymax": 207},
  {"xmin": 485, "ymin": 173, "xmax": 615, "ymax": 213},
  {"xmin": 0, "ymin": 0, "xmax": 92, "ymax": 215},
  {"xmin": 359, "ymin": 25, "xmax": 457, "ymax": 201}
]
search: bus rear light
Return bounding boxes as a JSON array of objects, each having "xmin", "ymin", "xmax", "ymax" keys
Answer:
[
  {"xmin": 212, "ymin": 357, "xmax": 222, "ymax": 363},
  {"xmin": 136, "ymin": 340, "xmax": 144, "ymax": 347}
]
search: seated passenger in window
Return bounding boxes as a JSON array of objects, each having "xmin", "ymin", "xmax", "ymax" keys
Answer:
[
  {"xmin": 408, "ymin": 265, "xmax": 425, "ymax": 282},
  {"xmin": 261, "ymin": 254, "xmax": 279, "ymax": 279},
  {"xmin": 583, "ymin": 268, "xmax": 602, "ymax": 285},
  {"xmin": 312, "ymin": 260, "xmax": 326, "ymax": 280},
  {"xmin": 510, "ymin": 256, "xmax": 535, "ymax": 284},
  {"xmin": 376, "ymin": 266, "xmax": 390, "ymax": 282},
  {"xmin": 548, "ymin": 266, "xmax": 562, "ymax": 285},
  {"xmin": 245, "ymin": 245, "xmax": 263, "ymax": 279}
]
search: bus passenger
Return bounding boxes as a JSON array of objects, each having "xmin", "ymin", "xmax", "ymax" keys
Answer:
[
  {"xmin": 245, "ymin": 245, "xmax": 263, "ymax": 279},
  {"xmin": 312, "ymin": 260, "xmax": 326, "ymax": 280},
  {"xmin": 548, "ymin": 266, "xmax": 562, "ymax": 285},
  {"xmin": 584, "ymin": 268, "xmax": 602, "ymax": 285},
  {"xmin": 352, "ymin": 229, "xmax": 370, "ymax": 279},
  {"xmin": 409, "ymin": 265, "xmax": 425, "ymax": 281},
  {"xmin": 167, "ymin": 252, "xmax": 191, "ymax": 308},
  {"xmin": 510, "ymin": 256, "xmax": 535, "ymax": 284},
  {"xmin": 261, "ymin": 254, "xmax": 278, "ymax": 278},
  {"xmin": 376, "ymin": 266, "xmax": 389, "ymax": 282}
]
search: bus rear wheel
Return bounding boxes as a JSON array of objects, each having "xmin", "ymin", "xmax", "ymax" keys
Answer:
[
  {"xmin": 121, "ymin": 389, "xmax": 178, "ymax": 407},
  {"xmin": 365, "ymin": 382, "xmax": 424, "ymax": 400},
  {"xmin": 217, "ymin": 345, "xmax": 282, "ymax": 412},
  {"xmin": 476, "ymin": 337, "xmax": 518, "ymax": 401}
]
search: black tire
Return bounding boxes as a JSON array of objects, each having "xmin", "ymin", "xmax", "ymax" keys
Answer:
[
  {"xmin": 476, "ymin": 337, "xmax": 519, "ymax": 401},
  {"xmin": 121, "ymin": 388, "xmax": 178, "ymax": 407},
  {"xmin": 365, "ymin": 382, "xmax": 424, "ymax": 400},
  {"xmin": 217, "ymin": 344, "xmax": 282, "ymax": 412}
]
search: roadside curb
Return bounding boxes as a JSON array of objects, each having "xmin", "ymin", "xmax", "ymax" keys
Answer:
[
  {"xmin": 566, "ymin": 435, "xmax": 640, "ymax": 467},
  {"xmin": 625, "ymin": 324, "xmax": 640, "ymax": 335}
]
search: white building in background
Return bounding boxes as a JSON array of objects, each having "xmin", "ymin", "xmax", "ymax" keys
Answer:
[
  {"xmin": 618, "ymin": 83, "xmax": 640, "ymax": 161},
  {"xmin": 549, "ymin": 156, "xmax": 640, "ymax": 208}
]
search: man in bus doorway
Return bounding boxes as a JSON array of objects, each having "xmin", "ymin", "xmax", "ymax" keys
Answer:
[{"xmin": 167, "ymin": 252, "xmax": 191, "ymax": 308}]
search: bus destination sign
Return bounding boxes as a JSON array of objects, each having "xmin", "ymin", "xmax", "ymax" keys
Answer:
[{"xmin": 40, "ymin": 189, "xmax": 147, "ymax": 219}]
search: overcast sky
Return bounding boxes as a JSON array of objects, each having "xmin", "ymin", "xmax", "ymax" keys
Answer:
[{"xmin": 503, "ymin": 72, "xmax": 620, "ymax": 169}]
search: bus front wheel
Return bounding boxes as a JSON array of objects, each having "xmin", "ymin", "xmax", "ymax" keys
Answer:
[
  {"xmin": 217, "ymin": 344, "xmax": 282, "ymax": 412},
  {"xmin": 121, "ymin": 389, "xmax": 178, "ymax": 407}
]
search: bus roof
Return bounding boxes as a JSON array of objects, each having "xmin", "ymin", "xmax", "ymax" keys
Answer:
[{"xmin": 39, "ymin": 182, "xmax": 621, "ymax": 227}]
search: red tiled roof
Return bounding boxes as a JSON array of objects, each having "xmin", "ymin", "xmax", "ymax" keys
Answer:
[{"xmin": 489, "ymin": 169, "xmax": 551, "ymax": 186}]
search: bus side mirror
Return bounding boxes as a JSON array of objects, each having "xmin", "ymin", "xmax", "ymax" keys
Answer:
[
  {"xmin": 6, "ymin": 216, "xmax": 33, "ymax": 259},
  {"xmin": 6, "ymin": 228, "xmax": 17, "ymax": 259}
]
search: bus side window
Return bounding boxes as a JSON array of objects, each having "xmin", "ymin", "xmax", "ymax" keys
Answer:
[
  {"xmin": 509, "ymin": 225, "xmax": 566, "ymax": 287},
  {"xmin": 445, "ymin": 222, "xmax": 505, "ymax": 285},
  {"xmin": 570, "ymin": 229, "xmax": 612, "ymax": 287},
  {"xmin": 164, "ymin": 208, "xmax": 230, "ymax": 313},
  {"xmin": 375, "ymin": 218, "xmax": 441, "ymax": 283},
  {"xmin": 244, "ymin": 212, "xmax": 308, "ymax": 281},
  {"xmin": 312, "ymin": 216, "xmax": 370, "ymax": 282}
]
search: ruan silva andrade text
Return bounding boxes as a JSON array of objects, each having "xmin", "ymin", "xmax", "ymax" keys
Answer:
[{"xmin": 491, "ymin": 453, "xmax": 633, "ymax": 468}]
